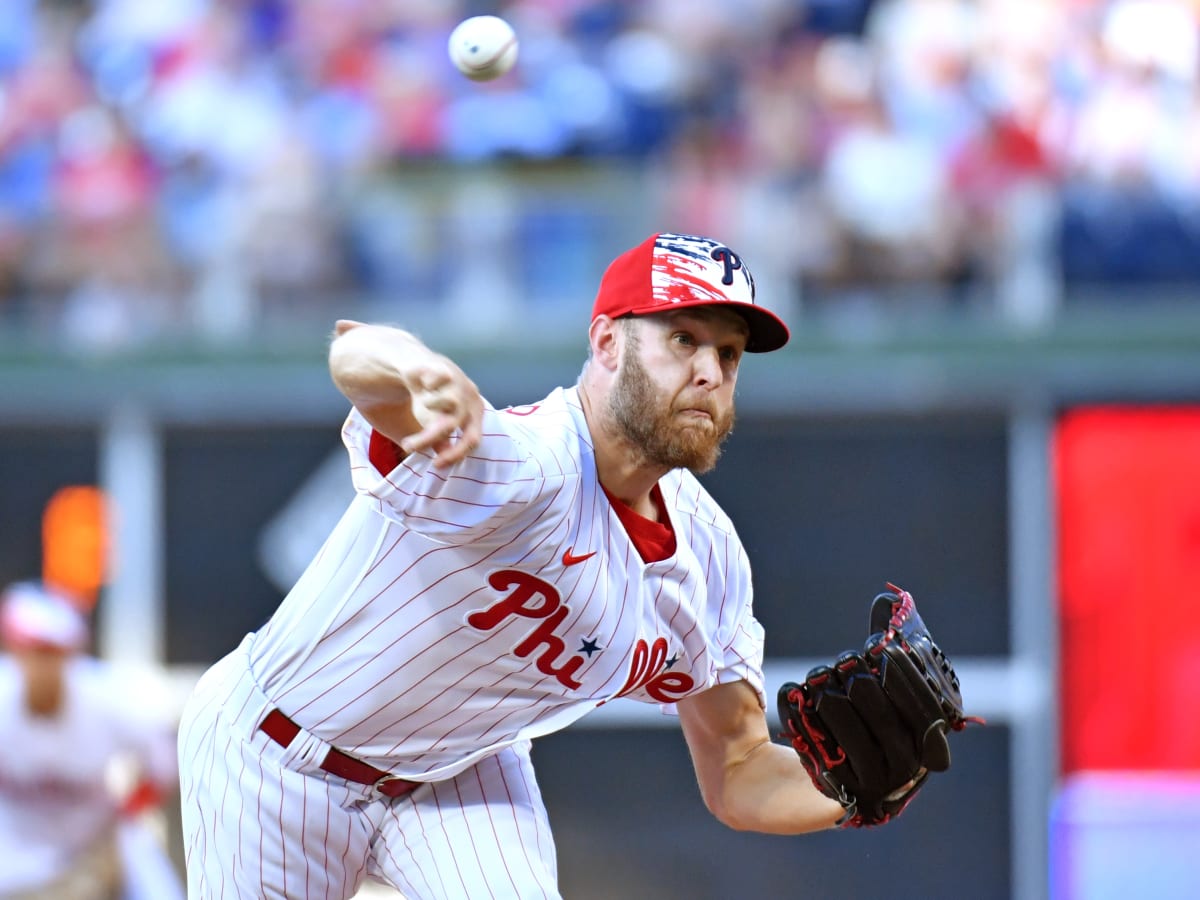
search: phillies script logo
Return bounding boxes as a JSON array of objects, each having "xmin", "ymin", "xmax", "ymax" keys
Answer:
[
  {"xmin": 467, "ymin": 570, "xmax": 587, "ymax": 689},
  {"xmin": 606, "ymin": 635, "xmax": 694, "ymax": 703},
  {"xmin": 467, "ymin": 569, "xmax": 695, "ymax": 700}
]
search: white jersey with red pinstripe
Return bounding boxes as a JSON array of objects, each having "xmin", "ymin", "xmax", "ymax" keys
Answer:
[
  {"xmin": 249, "ymin": 384, "xmax": 765, "ymax": 777},
  {"xmin": 178, "ymin": 383, "xmax": 765, "ymax": 899},
  {"xmin": 0, "ymin": 656, "xmax": 179, "ymax": 896}
]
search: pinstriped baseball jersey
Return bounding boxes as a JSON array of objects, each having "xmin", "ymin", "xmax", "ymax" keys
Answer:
[{"xmin": 247, "ymin": 385, "xmax": 766, "ymax": 781}]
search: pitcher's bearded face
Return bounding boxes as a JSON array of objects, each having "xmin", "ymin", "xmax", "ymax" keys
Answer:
[{"xmin": 608, "ymin": 333, "xmax": 736, "ymax": 473}]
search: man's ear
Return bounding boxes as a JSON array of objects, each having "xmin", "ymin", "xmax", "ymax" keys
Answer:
[{"xmin": 588, "ymin": 315, "xmax": 624, "ymax": 372}]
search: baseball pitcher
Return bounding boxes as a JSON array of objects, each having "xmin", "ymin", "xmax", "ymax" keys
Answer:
[{"xmin": 178, "ymin": 233, "xmax": 970, "ymax": 898}]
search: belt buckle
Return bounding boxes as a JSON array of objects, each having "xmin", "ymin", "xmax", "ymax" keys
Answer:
[{"xmin": 373, "ymin": 773, "xmax": 409, "ymax": 797}]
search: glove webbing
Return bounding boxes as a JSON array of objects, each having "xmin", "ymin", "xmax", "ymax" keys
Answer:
[{"xmin": 879, "ymin": 583, "xmax": 985, "ymax": 731}]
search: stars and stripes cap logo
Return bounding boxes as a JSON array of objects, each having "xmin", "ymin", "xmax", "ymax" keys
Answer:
[{"xmin": 591, "ymin": 232, "xmax": 790, "ymax": 352}]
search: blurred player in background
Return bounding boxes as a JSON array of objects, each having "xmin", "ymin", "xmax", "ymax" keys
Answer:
[
  {"xmin": 179, "ymin": 233, "xmax": 846, "ymax": 899},
  {"xmin": 0, "ymin": 580, "xmax": 183, "ymax": 900}
]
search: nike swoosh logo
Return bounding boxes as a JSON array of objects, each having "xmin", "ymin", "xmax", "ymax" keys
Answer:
[{"xmin": 561, "ymin": 547, "xmax": 597, "ymax": 566}]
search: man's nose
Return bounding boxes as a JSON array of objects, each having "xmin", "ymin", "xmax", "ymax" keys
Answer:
[{"xmin": 693, "ymin": 347, "xmax": 724, "ymax": 388}]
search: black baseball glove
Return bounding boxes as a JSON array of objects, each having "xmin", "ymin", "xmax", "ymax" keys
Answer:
[{"xmin": 777, "ymin": 584, "xmax": 977, "ymax": 828}]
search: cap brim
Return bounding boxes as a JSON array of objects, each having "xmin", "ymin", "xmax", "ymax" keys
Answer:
[
  {"xmin": 729, "ymin": 303, "xmax": 790, "ymax": 353},
  {"xmin": 623, "ymin": 298, "xmax": 790, "ymax": 353}
]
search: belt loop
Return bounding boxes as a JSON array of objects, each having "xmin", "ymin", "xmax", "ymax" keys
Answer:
[
  {"xmin": 257, "ymin": 707, "xmax": 421, "ymax": 799},
  {"xmin": 374, "ymin": 774, "xmax": 415, "ymax": 798}
]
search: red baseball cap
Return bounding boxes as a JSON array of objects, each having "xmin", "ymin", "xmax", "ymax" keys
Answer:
[{"xmin": 591, "ymin": 233, "xmax": 790, "ymax": 352}]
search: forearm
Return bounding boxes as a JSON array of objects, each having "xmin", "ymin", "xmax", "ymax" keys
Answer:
[
  {"xmin": 329, "ymin": 321, "xmax": 442, "ymax": 449},
  {"xmin": 329, "ymin": 321, "xmax": 429, "ymax": 410},
  {"xmin": 679, "ymin": 682, "xmax": 844, "ymax": 835},
  {"xmin": 713, "ymin": 739, "xmax": 844, "ymax": 834},
  {"xmin": 328, "ymin": 320, "xmax": 484, "ymax": 466}
]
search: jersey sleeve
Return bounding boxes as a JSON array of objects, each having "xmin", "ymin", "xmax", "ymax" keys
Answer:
[
  {"xmin": 625, "ymin": 502, "xmax": 768, "ymax": 717},
  {"xmin": 705, "ymin": 539, "xmax": 767, "ymax": 709},
  {"xmin": 341, "ymin": 405, "xmax": 547, "ymax": 544},
  {"xmin": 638, "ymin": 555, "xmax": 766, "ymax": 717}
]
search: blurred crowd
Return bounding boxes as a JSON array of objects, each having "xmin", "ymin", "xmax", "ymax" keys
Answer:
[{"xmin": 2, "ymin": 0, "xmax": 1200, "ymax": 349}]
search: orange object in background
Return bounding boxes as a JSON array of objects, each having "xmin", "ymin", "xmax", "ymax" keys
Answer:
[
  {"xmin": 41, "ymin": 485, "xmax": 109, "ymax": 611},
  {"xmin": 1056, "ymin": 407, "xmax": 1200, "ymax": 773}
]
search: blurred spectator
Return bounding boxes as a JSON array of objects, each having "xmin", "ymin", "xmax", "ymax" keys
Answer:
[
  {"xmin": 0, "ymin": 580, "xmax": 182, "ymax": 900},
  {"xmin": 948, "ymin": 106, "xmax": 1061, "ymax": 324},
  {"xmin": 48, "ymin": 105, "xmax": 179, "ymax": 349},
  {"xmin": 814, "ymin": 35, "xmax": 961, "ymax": 291},
  {"xmin": 1053, "ymin": 0, "xmax": 1200, "ymax": 285},
  {"xmin": 2, "ymin": 0, "xmax": 1200, "ymax": 345}
]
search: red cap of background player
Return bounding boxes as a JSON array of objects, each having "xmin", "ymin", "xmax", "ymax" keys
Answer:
[
  {"xmin": 591, "ymin": 233, "xmax": 790, "ymax": 353},
  {"xmin": 0, "ymin": 581, "xmax": 88, "ymax": 651}
]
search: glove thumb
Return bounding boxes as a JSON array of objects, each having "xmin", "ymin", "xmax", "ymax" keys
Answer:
[
  {"xmin": 921, "ymin": 720, "xmax": 952, "ymax": 772},
  {"xmin": 868, "ymin": 591, "xmax": 898, "ymax": 634}
]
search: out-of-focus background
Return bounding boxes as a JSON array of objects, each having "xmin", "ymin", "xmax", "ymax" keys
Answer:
[{"xmin": 2, "ymin": 0, "xmax": 1199, "ymax": 898}]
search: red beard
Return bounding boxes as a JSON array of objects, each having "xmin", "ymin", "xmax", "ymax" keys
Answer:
[{"xmin": 608, "ymin": 345, "xmax": 735, "ymax": 473}]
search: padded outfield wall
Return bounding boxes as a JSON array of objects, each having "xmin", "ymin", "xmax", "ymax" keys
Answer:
[{"xmin": 2, "ymin": 310, "xmax": 1199, "ymax": 900}]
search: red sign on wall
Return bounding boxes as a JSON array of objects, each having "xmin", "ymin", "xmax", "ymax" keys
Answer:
[{"xmin": 1056, "ymin": 407, "xmax": 1200, "ymax": 772}]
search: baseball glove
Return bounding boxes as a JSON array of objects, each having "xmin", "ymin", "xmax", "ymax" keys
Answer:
[{"xmin": 777, "ymin": 583, "xmax": 976, "ymax": 828}]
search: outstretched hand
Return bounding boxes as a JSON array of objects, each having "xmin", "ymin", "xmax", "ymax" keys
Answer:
[
  {"xmin": 400, "ymin": 360, "xmax": 485, "ymax": 467},
  {"xmin": 331, "ymin": 320, "xmax": 485, "ymax": 468}
]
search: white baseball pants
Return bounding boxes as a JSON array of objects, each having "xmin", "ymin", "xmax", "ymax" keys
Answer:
[{"xmin": 178, "ymin": 637, "xmax": 561, "ymax": 899}]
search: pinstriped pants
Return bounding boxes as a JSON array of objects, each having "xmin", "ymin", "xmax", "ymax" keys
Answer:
[{"xmin": 178, "ymin": 637, "xmax": 561, "ymax": 899}]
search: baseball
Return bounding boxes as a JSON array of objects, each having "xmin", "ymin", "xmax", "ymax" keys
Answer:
[{"xmin": 448, "ymin": 15, "xmax": 519, "ymax": 82}]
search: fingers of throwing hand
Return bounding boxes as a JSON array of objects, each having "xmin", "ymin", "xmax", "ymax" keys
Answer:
[
  {"xmin": 412, "ymin": 368, "xmax": 456, "ymax": 408},
  {"xmin": 401, "ymin": 414, "xmax": 455, "ymax": 454},
  {"xmin": 401, "ymin": 368, "xmax": 484, "ymax": 467},
  {"xmin": 451, "ymin": 398, "xmax": 484, "ymax": 457}
]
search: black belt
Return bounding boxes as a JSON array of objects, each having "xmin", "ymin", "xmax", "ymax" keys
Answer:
[{"xmin": 258, "ymin": 709, "xmax": 421, "ymax": 799}]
